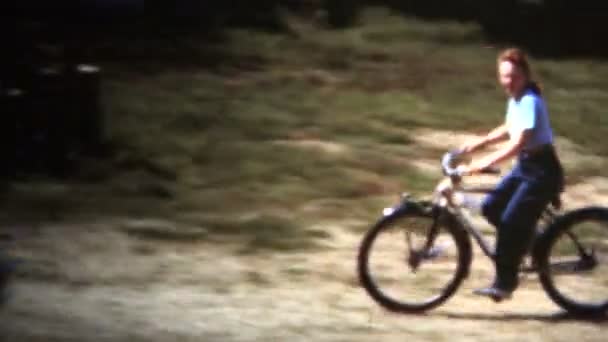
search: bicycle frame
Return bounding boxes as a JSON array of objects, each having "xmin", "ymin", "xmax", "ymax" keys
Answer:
[
  {"xmin": 363, "ymin": 151, "xmax": 607, "ymax": 315},
  {"xmin": 384, "ymin": 151, "xmax": 594, "ymax": 274},
  {"xmin": 430, "ymin": 174, "xmax": 559, "ymax": 262}
]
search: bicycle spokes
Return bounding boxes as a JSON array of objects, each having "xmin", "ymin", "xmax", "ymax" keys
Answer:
[
  {"xmin": 544, "ymin": 215, "xmax": 608, "ymax": 310},
  {"xmin": 566, "ymin": 231, "xmax": 593, "ymax": 258},
  {"xmin": 405, "ymin": 220, "xmax": 445, "ymax": 272},
  {"xmin": 549, "ymin": 246, "xmax": 597, "ymax": 274},
  {"xmin": 360, "ymin": 210, "xmax": 466, "ymax": 312},
  {"xmin": 405, "ymin": 231, "xmax": 420, "ymax": 272}
]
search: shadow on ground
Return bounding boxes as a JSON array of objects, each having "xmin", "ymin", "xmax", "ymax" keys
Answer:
[{"xmin": 435, "ymin": 310, "xmax": 608, "ymax": 323}]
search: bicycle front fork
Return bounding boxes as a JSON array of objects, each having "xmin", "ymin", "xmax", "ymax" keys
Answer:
[{"xmin": 407, "ymin": 206, "xmax": 443, "ymax": 272}]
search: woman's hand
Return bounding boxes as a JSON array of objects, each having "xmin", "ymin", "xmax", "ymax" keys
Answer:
[
  {"xmin": 460, "ymin": 124, "xmax": 509, "ymax": 154},
  {"xmin": 459, "ymin": 137, "xmax": 486, "ymax": 154},
  {"xmin": 455, "ymin": 164, "xmax": 472, "ymax": 176},
  {"xmin": 459, "ymin": 143, "xmax": 476, "ymax": 154},
  {"xmin": 456, "ymin": 159, "xmax": 493, "ymax": 176}
]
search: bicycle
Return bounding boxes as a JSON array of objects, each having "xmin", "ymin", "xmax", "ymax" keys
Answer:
[{"xmin": 357, "ymin": 150, "xmax": 608, "ymax": 316}]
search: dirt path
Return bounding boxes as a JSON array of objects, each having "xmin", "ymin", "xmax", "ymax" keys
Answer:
[
  {"xmin": 2, "ymin": 129, "xmax": 608, "ymax": 341},
  {"xmin": 1, "ymin": 216, "xmax": 607, "ymax": 342}
]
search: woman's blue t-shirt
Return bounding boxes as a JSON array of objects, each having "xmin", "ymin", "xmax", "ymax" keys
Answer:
[{"xmin": 505, "ymin": 88, "xmax": 553, "ymax": 151}]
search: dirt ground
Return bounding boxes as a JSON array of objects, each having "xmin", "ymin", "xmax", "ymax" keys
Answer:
[{"xmin": 1, "ymin": 130, "xmax": 608, "ymax": 342}]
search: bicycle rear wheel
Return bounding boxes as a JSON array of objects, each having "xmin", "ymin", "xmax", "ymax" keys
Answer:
[
  {"xmin": 357, "ymin": 204, "xmax": 472, "ymax": 313},
  {"xmin": 535, "ymin": 207, "xmax": 608, "ymax": 316}
]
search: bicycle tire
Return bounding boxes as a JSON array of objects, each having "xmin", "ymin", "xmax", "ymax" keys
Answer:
[
  {"xmin": 357, "ymin": 204, "xmax": 472, "ymax": 313},
  {"xmin": 534, "ymin": 206, "xmax": 608, "ymax": 316}
]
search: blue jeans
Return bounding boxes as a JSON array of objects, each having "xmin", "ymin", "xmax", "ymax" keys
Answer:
[{"xmin": 481, "ymin": 147, "xmax": 563, "ymax": 290}]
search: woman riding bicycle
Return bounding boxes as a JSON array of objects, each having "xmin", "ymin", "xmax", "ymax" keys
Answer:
[{"xmin": 457, "ymin": 48, "xmax": 564, "ymax": 301}]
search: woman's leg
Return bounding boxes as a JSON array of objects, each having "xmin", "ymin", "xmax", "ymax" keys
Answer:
[
  {"xmin": 481, "ymin": 171, "xmax": 520, "ymax": 228},
  {"xmin": 474, "ymin": 172, "xmax": 522, "ymax": 300},
  {"xmin": 493, "ymin": 180, "xmax": 553, "ymax": 292}
]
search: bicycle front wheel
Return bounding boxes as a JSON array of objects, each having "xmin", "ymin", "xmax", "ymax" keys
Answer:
[
  {"xmin": 535, "ymin": 207, "xmax": 608, "ymax": 316},
  {"xmin": 357, "ymin": 206, "xmax": 472, "ymax": 313}
]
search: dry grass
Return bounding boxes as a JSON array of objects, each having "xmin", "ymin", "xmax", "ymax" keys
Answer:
[
  {"xmin": 3, "ymin": 6, "xmax": 608, "ymax": 341},
  {"xmin": 2, "ymin": 218, "xmax": 607, "ymax": 342},
  {"xmin": 3, "ymin": 127, "xmax": 608, "ymax": 340}
]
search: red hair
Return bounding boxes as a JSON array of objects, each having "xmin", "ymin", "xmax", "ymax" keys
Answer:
[{"xmin": 498, "ymin": 48, "xmax": 542, "ymax": 95}]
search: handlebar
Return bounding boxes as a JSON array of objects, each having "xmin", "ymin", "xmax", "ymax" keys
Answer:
[{"xmin": 441, "ymin": 150, "xmax": 500, "ymax": 179}]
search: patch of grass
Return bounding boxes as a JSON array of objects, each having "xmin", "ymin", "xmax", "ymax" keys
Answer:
[
  {"xmin": 243, "ymin": 221, "xmax": 326, "ymax": 254},
  {"xmin": 245, "ymin": 271, "xmax": 272, "ymax": 285},
  {"xmin": 0, "ymin": 177, "xmax": 175, "ymax": 225},
  {"xmin": 282, "ymin": 266, "xmax": 311, "ymax": 278},
  {"xmin": 123, "ymin": 225, "xmax": 208, "ymax": 243},
  {"xmin": 564, "ymin": 160, "xmax": 608, "ymax": 185},
  {"xmin": 175, "ymin": 214, "xmax": 329, "ymax": 254},
  {"xmin": 130, "ymin": 243, "xmax": 159, "ymax": 256},
  {"xmin": 11, "ymin": 7, "xmax": 608, "ymax": 249},
  {"xmin": 358, "ymin": 7, "xmax": 486, "ymax": 46}
]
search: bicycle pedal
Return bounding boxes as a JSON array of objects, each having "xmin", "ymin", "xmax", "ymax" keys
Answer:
[
  {"xmin": 420, "ymin": 245, "xmax": 449, "ymax": 260},
  {"xmin": 423, "ymin": 246, "xmax": 443, "ymax": 259}
]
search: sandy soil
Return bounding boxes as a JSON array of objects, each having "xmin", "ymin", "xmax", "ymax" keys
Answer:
[{"xmin": 1, "ymin": 129, "xmax": 607, "ymax": 342}]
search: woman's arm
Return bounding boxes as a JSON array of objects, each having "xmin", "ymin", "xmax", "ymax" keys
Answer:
[
  {"xmin": 461, "ymin": 124, "xmax": 509, "ymax": 153},
  {"xmin": 465, "ymin": 129, "xmax": 531, "ymax": 174}
]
